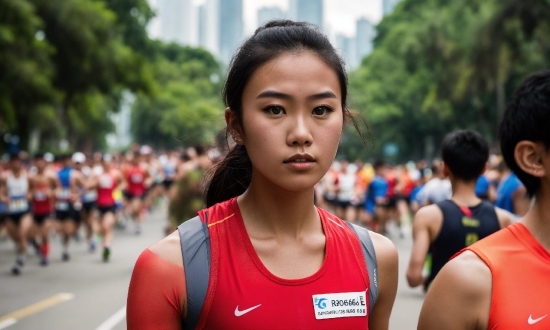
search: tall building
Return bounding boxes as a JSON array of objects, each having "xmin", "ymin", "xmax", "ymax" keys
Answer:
[
  {"xmin": 157, "ymin": 0, "xmax": 193, "ymax": 45},
  {"xmin": 201, "ymin": 0, "xmax": 219, "ymax": 56},
  {"xmin": 336, "ymin": 34, "xmax": 357, "ymax": 70},
  {"xmin": 355, "ymin": 18, "xmax": 375, "ymax": 65},
  {"xmin": 198, "ymin": 4, "xmax": 208, "ymax": 48},
  {"xmin": 258, "ymin": 6, "xmax": 286, "ymax": 27},
  {"xmin": 219, "ymin": 0, "xmax": 243, "ymax": 63},
  {"xmin": 289, "ymin": 0, "xmax": 323, "ymax": 29},
  {"xmin": 383, "ymin": 0, "xmax": 402, "ymax": 15}
]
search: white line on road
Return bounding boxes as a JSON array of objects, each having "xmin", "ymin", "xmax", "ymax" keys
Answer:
[
  {"xmin": 95, "ymin": 306, "xmax": 126, "ymax": 330},
  {"xmin": 0, "ymin": 318, "xmax": 17, "ymax": 330}
]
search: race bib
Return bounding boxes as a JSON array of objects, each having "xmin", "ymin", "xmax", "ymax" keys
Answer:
[
  {"xmin": 131, "ymin": 174, "xmax": 143, "ymax": 183},
  {"xmin": 9, "ymin": 198, "xmax": 28, "ymax": 213},
  {"xmin": 99, "ymin": 176, "xmax": 113, "ymax": 189},
  {"xmin": 34, "ymin": 191, "xmax": 48, "ymax": 201},
  {"xmin": 57, "ymin": 188, "xmax": 71, "ymax": 200},
  {"xmin": 56, "ymin": 201, "xmax": 69, "ymax": 211},
  {"xmin": 312, "ymin": 291, "xmax": 367, "ymax": 320},
  {"xmin": 83, "ymin": 190, "xmax": 97, "ymax": 202}
]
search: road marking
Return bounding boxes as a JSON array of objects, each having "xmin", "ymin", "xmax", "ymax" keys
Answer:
[
  {"xmin": 95, "ymin": 306, "xmax": 126, "ymax": 330},
  {"xmin": 0, "ymin": 293, "xmax": 74, "ymax": 328},
  {"xmin": 0, "ymin": 318, "xmax": 16, "ymax": 330}
]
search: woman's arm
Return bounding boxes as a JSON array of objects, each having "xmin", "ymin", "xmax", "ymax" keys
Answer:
[
  {"xmin": 368, "ymin": 232, "xmax": 399, "ymax": 330},
  {"xmin": 127, "ymin": 231, "xmax": 187, "ymax": 329}
]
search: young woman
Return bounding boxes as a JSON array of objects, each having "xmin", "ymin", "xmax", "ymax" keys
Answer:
[{"xmin": 127, "ymin": 20, "xmax": 398, "ymax": 330}]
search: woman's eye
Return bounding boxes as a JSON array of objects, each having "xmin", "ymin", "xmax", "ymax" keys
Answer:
[
  {"xmin": 265, "ymin": 105, "xmax": 285, "ymax": 115},
  {"xmin": 312, "ymin": 106, "xmax": 333, "ymax": 116}
]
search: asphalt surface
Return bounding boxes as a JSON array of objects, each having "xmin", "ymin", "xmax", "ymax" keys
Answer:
[{"xmin": 0, "ymin": 207, "xmax": 424, "ymax": 330}]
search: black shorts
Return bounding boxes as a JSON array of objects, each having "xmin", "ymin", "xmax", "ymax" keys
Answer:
[
  {"xmin": 56, "ymin": 203, "xmax": 81, "ymax": 223},
  {"xmin": 82, "ymin": 201, "xmax": 97, "ymax": 213},
  {"xmin": 336, "ymin": 200, "xmax": 352, "ymax": 209},
  {"xmin": 383, "ymin": 197, "xmax": 398, "ymax": 209},
  {"xmin": 323, "ymin": 194, "xmax": 337, "ymax": 206},
  {"xmin": 33, "ymin": 213, "xmax": 52, "ymax": 225},
  {"xmin": 162, "ymin": 179, "xmax": 174, "ymax": 189},
  {"xmin": 6, "ymin": 211, "xmax": 30, "ymax": 225},
  {"xmin": 98, "ymin": 205, "xmax": 116, "ymax": 217},
  {"xmin": 123, "ymin": 191, "xmax": 145, "ymax": 201}
]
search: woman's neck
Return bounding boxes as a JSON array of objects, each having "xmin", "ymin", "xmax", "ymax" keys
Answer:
[{"xmin": 237, "ymin": 175, "xmax": 321, "ymax": 238}]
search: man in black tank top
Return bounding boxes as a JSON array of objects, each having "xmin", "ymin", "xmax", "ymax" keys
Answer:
[{"xmin": 406, "ymin": 130, "xmax": 513, "ymax": 290}]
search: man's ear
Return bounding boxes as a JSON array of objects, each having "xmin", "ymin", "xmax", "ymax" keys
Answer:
[
  {"xmin": 514, "ymin": 141, "xmax": 546, "ymax": 178},
  {"xmin": 225, "ymin": 108, "xmax": 244, "ymax": 144}
]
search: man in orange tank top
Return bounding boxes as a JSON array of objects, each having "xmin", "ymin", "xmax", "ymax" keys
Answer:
[{"xmin": 418, "ymin": 71, "xmax": 550, "ymax": 329}]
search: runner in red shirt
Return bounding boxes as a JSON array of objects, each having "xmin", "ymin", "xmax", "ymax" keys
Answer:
[
  {"xmin": 28, "ymin": 153, "xmax": 59, "ymax": 266},
  {"xmin": 122, "ymin": 151, "xmax": 151, "ymax": 234},
  {"xmin": 127, "ymin": 20, "xmax": 398, "ymax": 330},
  {"xmin": 90, "ymin": 154, "xmax": 125, "ymax": 262}
]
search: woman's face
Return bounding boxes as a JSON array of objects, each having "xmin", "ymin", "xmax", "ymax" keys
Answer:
[{"xmin": 234, "ymin": 51, "xmax": 344, "ymax": 192}]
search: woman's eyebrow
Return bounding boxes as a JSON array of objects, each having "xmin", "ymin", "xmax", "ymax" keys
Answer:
[
  {"xmin": 256, "ymin": 90, "xmax": 337, "ymax": 101},
  {"xmin": 256, "ymin": 90, "xmax": 291, "ymax": 100}
]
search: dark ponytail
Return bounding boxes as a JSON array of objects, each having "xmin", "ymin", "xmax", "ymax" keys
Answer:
[{"xmin": 205, "ymin": 20, "xmax": 349, "ymax": 207}]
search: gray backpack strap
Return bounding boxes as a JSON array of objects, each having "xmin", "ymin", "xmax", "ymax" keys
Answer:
[
  {"xmin": 178, "ymin": 214, "xmax": 210, "ymax": 330},
  {"xmin": 345, "ymin": 222, "xmax": 379, "ymax": 314}
]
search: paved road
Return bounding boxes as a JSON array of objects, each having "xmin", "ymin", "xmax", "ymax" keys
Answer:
[{"xmin": 0, "ymin": 208, "xmax": 424, "ymax": 330}]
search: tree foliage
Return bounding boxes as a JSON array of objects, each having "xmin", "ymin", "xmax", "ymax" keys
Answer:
[
  {"xmin": 346, "ymin": 0, "xmax": 550, "ymax": 162},
  {"xmin": 131, "ymin": 44, "xmax": 224, "ymax": 150}
]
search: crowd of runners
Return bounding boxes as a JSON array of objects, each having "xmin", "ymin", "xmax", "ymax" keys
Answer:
[
  {"xmin": 0, "ymin": 145, "xmax": 215, "ymax": 275},
  {"xmin": 0, "ymin": 139, "xmax": 535, "ymax": 278}
]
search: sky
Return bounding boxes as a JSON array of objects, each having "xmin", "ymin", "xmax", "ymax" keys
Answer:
[{"xmin": 193, "ymin": 0, "xmax": 383, "ymax": 37}]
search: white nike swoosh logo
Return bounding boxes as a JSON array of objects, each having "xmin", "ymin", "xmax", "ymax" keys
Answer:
[
  {"xmin": 234, "ymin": 304, "xmax": 261, "ymax": 317},
  {"xmin": 528, "ymin": 314, "xmax": 547, "ymax": 325}
]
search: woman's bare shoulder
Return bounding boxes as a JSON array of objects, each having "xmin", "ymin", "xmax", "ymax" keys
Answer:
[{"xmin": 148, "ymin": 230, "xmax": 183, "ymax": 267}]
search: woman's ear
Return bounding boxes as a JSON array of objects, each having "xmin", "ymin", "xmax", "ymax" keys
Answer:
[
  {"xmin": 225, "ymin": 108, "xmax": 244, "ymax": 145},
  {"xmin": 514, "ymin": 141, "xmax": 547, "ymax": 178}
]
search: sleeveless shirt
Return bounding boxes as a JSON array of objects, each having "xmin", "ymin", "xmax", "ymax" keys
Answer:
[
  {"xmin": 126, "ymin": 166, "xmax": 146, "ymax": 196},
  {"xmin": 195, "ymin": 198, "xmax": 372, "ymax": 330},
  {"xmin": 97, "ymin": 172, "xmax": 116, "ymax": 207},
  {"xmin": 460, "ymin": 222, "xmax": 550, "ymax": 329},
  {"xmin": 7, "ymin": 173, "xmax": 29, "ymax": 214},
  {"xmin": 427, "ymin": 200, "xmax": 500, "ymax": 287}
]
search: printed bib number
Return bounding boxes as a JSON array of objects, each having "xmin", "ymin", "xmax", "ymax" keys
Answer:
[
  {"xmin": 312, "ymin": 291, "xmax": 367, "ymax": 320},
  {"xmin": 57, "ymin": 188, "xmax": 71, "ymax": 199},
  {"xmin": 99, "ymin": 176, "xmax": 113, "ymax": 189},
  {"xmin": 56, "ymin": 201, "xmax": 69, "ymax": 211},
  {"xmin": 83, "ymin": 190, "xmax": 97, "ymax": 202},
  {"xmin": 34, "ymin": 191, "xmax": 48, "ymax": 201},
  {"xmin": 131, "ymin": 174, "xmax": 143, "ymax": 183},
  {"xmin": 9, "ymin": 198, "xmax": 28, "ymax": 213}
]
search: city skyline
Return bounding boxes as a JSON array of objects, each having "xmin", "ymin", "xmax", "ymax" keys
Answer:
[{"xmin": 148, "ymin": 0, "xmax": 385, "ymax": 65}]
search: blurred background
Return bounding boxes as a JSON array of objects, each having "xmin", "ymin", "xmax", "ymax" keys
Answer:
[
  {"xmin": 1, "ymin": 0, "xmax": 549, "ymax": 329},
  {"xmin": 3, "ymin": 0, "xmax": 549, "ymax": 161}
]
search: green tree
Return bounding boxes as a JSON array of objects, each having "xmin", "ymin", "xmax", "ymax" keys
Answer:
[{"xmin": 131, "ymin": 44, "xmax": 224, "ymax": 149}]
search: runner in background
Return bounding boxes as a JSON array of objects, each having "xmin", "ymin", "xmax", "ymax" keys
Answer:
[
  {"xmin": 335, "ymin": 160, "xmax": 357, "ymax": 222},
  {"xmin": 73, "ymin": 152, "xmax": 99, "ymax": 252},
  {"xmin": 28, "ymin": 153, "xmax": 59, "ymax": 266},
  {"xmin": 122, "ymin": 151, "xmax": 152, "ymax": 234},
  {"xmin": 0, "ymin": 153, "xmax": 32, "ymax": 275},
  {"xmin": 407, "ymin": 130, "xmax": 512, "ymax": 291},
  {"xmin": 55, "ymin": 154, "xmax": 86, "ymax": 261},
  {"xmin": 90, "ymin": 154, "xmax": 126, "ymax": 262},
  {"xmin": 416, "ymin": 160, "xmax": 452, "ymax": 206},
  {"xmin": 363, "ymin": 160, "xmax": 389, "ymax": 232}
]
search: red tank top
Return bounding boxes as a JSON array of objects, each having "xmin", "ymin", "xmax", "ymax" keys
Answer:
[
  {"xmin": 197, "ymin": 198, "xmax": 371, "ymax": 330},
  {"xmin": 97, "ymin": 172, "xmax": 116, "ymax": 207},
  {"xmin": 459, "ymin": 222, "xmax": 550, "ymax": 329},
  {"xmin": 33, "ymin": 183, "xmax": 52, "ymax": 215},
  {"xmin": 126, "ymin": 166, "xmax": 145, "ymax": 196}
]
